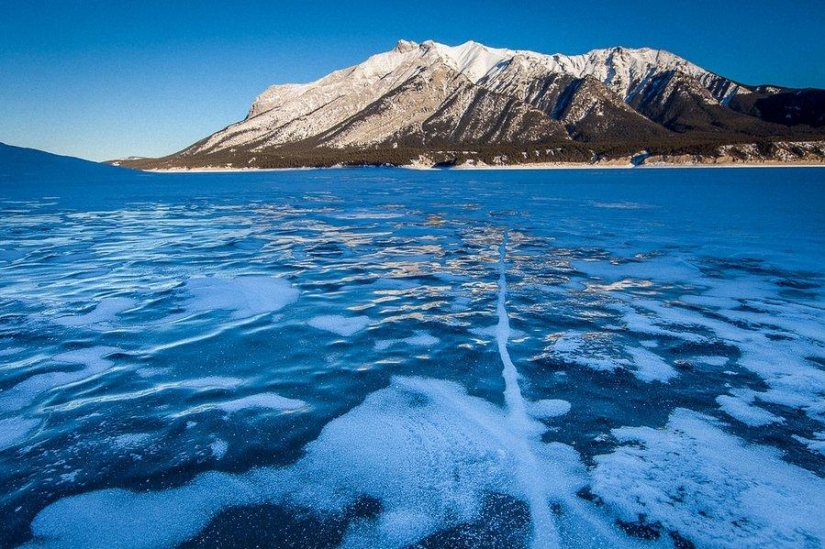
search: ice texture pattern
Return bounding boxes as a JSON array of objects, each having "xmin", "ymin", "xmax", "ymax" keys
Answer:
[{"xmin": 1, "ymin": 167, "xmax": 824, "ymax": 548}]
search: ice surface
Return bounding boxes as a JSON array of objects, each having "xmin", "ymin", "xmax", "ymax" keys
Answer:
[
  {"xmin": 25, "ymin": 233, "xmax": 642, "ymax": 549},
  {"xmin": 54, "ymin": 297, "xmax": 135, "ymax": 328},
  {"xmin": 552, "ymin": 332, "xmax": 629, "ymax": 373},
  {"xmin": 0, "ymin": 248, "xmax": 26, "ymax": 261},
  {"xmin": 175, "ymin": 377, "xmax": 244, "ymax": 390},
  {"xmin": 717, "ymin": 390, "xmax": 783, "ymax": 427},
  {"xmin": 0, "ymin": 417, "xmax": 40, "ymax": 451},
  {"xmin": 527, "ymin": 399, "xmax": 572, "ymax": 419},
  {"xmin": 210, "ymin": 439, "xmax": 228, "ymax": 459},
  {"xmin": 625, "ymin": 347, "xmax": 677, "ymax": 383},
  {"xmin": 28, "ymin": 376, "xmax": 637, "ymax": 549},
  {"xmin": 0, "ymin": 347, "xmax": 118, "ymax": 412},
  {"xmin": 593, "ymin": 408, "xmax": 825, "ymax": 546},
  {"xmin": 4, "ymin": 168, "xmax": 824, "ymax": 547},
  {"xmin": 184, "ymin": 276, "xmax": 299, "ymax": 319},
  {"xmin": 308, "ymin": 315, "xmax": 371, "ymax": 337},
  {"xmin": 793, "ymin": 432, "xmax": 825, "ymax": 456},
  {"xmin": 213, "ymin": 393, "xmax": 308, "ymax": 414}
]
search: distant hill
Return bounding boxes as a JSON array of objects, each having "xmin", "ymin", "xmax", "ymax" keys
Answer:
[
  {"xmin": 118, "ymin": 40, "xmax": 825, "ymax": 169},
  {"xmin": 0, "ymin": 142, "xmax": 131, "ymax": 180}
]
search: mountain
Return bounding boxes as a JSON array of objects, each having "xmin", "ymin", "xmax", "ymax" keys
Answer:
[
  {"xmin": 121, "ymin": 40, "xmax": 825, "ymax": 169},
  {"xmin": 0, "ymin": 142, "xmax": 131, "ymax": 181}
]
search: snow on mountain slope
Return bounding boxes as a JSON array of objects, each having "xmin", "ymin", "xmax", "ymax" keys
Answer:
[
  {"xmin": 478, "ymin": 44, "xmax": 747, "ymax": 108},
  {"xmin": 172, "ymin": 39, "xmax": 792, "ymax": 161},
  {"xmin": 188, "ymin": 42, "xmax": 465, "ymax": 155},
  {"xmin": 430, "ymin": 41, "xmax": 515, "ymax": 84}
]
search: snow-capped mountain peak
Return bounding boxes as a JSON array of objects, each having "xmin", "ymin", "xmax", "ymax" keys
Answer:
[{"xmin": 166, "ymin": 39, "xmax": 821, "ymax": 165}]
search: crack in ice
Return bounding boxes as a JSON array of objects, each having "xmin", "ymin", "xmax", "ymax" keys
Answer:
[{"xmin": 494, "ymin": 231, "xmax": 559, "ymax": 549}]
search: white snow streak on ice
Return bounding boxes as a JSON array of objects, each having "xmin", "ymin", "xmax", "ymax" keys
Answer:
[{"xmin": 494, "ymin": 231, "xmax": 558, "ymax": 549}]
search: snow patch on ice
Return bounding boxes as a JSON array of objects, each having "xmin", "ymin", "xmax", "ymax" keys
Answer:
[
  {"xmin": 308, "ymin": 315, "xmax": 370, "ymax": 337},
  {"xmin": 792, "ymin": 432, "xmax": 825, "ymax": 456},
  {"xmin": 111, "ymin": 433, "xmax": 152, "ymax": 450},
  {"xmin": 528, "ymin": 399, "xmax": 572, "ymax": 419},
  {"xmin": 572, "ymin": 257, "xmax": 701, "ymax": 285},
  {"xmin": 403, "ymin": 332, "xmax": 438, "ymax": 347},
  {"xmin": 210, "ymin": 439, "xmax": 228, "ymax": 460},
  {"xmin": 593, "ymin": 408, "xmax": 825, "ymax": 546},
  {"xmin": 552, "ymin": 332, "xmax": 629, "ymax": 373},
  {"xmin": 695, "ymin": 355, "xmax": 728, "ymax": 366},
  {"xmin": 373, "ymin": 331, "xmax": 439, "ymax": 351},
  {"xmin": 184, "ymin": 276, "xmax": 299, "ymax": 319},
  {"xmin": 626, "ymin": 347, "xmax": 677, "ymax": 383},
  {"xmin": 215, "ymin": 393, "xmax": 308, "ymax": 414},
  {"xmin": 717, "ymin": 390, "xmax": 783, "ymax": 427}
]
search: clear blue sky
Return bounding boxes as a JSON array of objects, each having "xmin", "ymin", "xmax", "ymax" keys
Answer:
[{"xmin": 2, "ymin": 1, "xmax": 824, "ymax": 161}]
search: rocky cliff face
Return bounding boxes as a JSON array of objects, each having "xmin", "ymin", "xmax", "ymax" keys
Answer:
[{"xmin": 127, "ymin": 40, "xmax": 825, "ymax": 169}]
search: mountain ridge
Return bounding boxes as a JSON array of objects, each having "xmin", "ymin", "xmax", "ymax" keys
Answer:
[{"xmin": 118, "ymin": 40, "xmax": 825, "ymax": 169}]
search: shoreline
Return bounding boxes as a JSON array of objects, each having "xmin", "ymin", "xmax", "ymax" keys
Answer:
[{"xmin": 144, "ymin": 162, "xmax": 825, "ymax": 173}]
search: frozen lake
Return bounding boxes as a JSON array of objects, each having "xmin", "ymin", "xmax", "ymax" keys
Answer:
[{"xmin": 1, "ymin": 167, "xmax": 824, "ymax": 548}]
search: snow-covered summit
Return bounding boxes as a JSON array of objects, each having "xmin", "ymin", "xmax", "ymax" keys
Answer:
[
  {"xmin": 168, "ymin": 38, "xmax": 809, "ymax": 163},
  {"xmin": 410, "ymin": 40, "xmax": 742, "ymax": 103}
]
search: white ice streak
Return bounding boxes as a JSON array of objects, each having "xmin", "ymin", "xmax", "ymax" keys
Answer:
[
  {"xmin": 593, "ymin": 408, "xmax": 825, "ymax": 546},
  {"xmin": 491, "ymin": 232, "xmax": 632, "ymax": 549}
]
